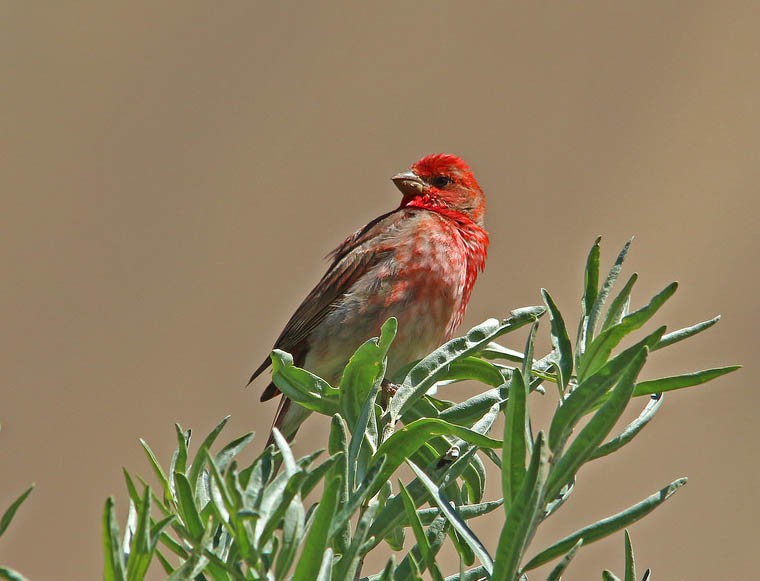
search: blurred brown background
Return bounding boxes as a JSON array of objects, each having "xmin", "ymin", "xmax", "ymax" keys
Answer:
[{"xmin": 2, "ymin": 2, "xmax": 758, "ymax": 579}]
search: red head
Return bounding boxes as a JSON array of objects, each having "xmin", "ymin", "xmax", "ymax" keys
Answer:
[{"xmin": 392, "ymin": 154, "xmax": 486, "ymax": 227}]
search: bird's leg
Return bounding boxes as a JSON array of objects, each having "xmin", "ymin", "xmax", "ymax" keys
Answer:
[{"xmin": 380, "ymin": 378, "xmax": 400, "ymax": 409}]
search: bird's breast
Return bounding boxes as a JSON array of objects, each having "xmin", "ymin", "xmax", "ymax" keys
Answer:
[{"xmin": 305, "ymin": 213, "xmax": 480, "ymax": 384}]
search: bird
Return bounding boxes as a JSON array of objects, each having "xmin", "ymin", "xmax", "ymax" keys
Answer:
[{"xmin": 248, "ymin": 154, "xmax": 489, "ymax": 445}]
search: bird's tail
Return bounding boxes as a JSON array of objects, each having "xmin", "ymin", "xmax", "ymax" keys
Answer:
[{"xmin": 265, "ymin": 396, "xmax": 312, "ymax": 448}]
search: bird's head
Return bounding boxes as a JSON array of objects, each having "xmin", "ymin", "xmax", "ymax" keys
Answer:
[{"xmin": 392, "ymin": 154, "xmax": 486, "ymax": 226}]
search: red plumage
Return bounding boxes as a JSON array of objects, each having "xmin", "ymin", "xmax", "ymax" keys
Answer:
[{"xmin": 249, "ymin": 154, "xmax": 489, "ymax": 443}]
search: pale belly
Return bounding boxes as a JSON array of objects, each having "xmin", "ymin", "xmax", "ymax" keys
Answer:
[{"xmin": 304, "ymin": 235, "xmax": 468, "ymax": 385}]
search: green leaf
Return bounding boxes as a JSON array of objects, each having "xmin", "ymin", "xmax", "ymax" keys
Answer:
[
  {"xmin": 292, "ymin": 473, "xmax": 342, "ymax": 581},
  {"xmin": 542, "ymin": 289, "xmax": 573, "ymax": 391},
  {"xmin": 632, "ymin": 366, "xmax": 740, "ymax": 398},
  {"xmin": 437, "ymin": 356, "xmax": 507, "ymax": 387},
  {"xmin": 214, "ymin": 431, "xmax": 255, "ymax": 473},
  {"xmin": 301, "ymin": 453, "xmax": 342, "ymax": 499},
  {"xmin": 173, "ymin": 424, "xmax": 190, "ymax": 476},
  {"xmin": 367, "ymin": 418, "xmax": 501, "ymax": 498},
  {"xmin": 408, "ymin": 461, "xmax": 494, "ymax": 575},
  {"xmin": 102, "ymin": 497, "xmax": 126, "ymax": 581},
  {"xmin": 588, "ymin": 238, "xmax": 633, "ymax": 340},
  {"xmin": 378, "ymin": 556, "xmax": 396, "ymax": 581},
  {"xmin": 0, "ymin": 485, "xmax": 33, "ymax": 538},
  {"xmin": 417, "ymin": 499, "xmax": 503, "ymax": 525},
  {"xmin": 546, "ymin": 348, "xmax": 647, "ymax": 501},
  {"xmin": 546, "ymin": 539, "xmax": 583, "ymax": 581},
  {"xmin": 0, "ymin": 568, "xmax": 29, "ymax": 581},
  {"xmin": 275, "ymin": 493, "xmax": 306, "ymax": 579},
  {"xmin": 173, "ymin": 473, "xmax": 203, "ymax": 541},
  {"xmin": 577, "ymin": 236, "xmax": 602, "ymax": 362},
  {"xmin": 341, "ymin": 317, "xmax": 396, "ymax": 427},
  {"xmin": 334, "ymin": 500, "xmax": 379, "ymax": 581},
  {"xmin": 328, "ymin": 415, "xmax": 352, "ymax": 554},
  {"xmin": 271, "ymin": 350, "xmax": 340, "ymax": 416},
  {"xmin": 578, "ymin": 282, "xmax": 677, "ymax": 381},
  {"xmin": 316, "ymin": 548, "xmax": 334, "ymax": 581},
  {"xmin": 188, "ymin": 416, "xmax": 230, "ymax": 489},
  {"xmin": 438, "ymin": 384, "xmax": 509, "ymax": 427},
  {"xmin": 396, "ymin": 513, "xmax": 448, "ymax": 581},
  {"xmin": 603, "ymin": 571, "xmax": 622, "ymax": 581},
  {"xmin": 549, "ymin": 328, "xmax": 663, "ymax": 454},
  {"xmin": 503, "ymin": 370, "xmax": 528, "ymax": 512},
  {"xmin": 523, "ymin": 478, "xmax": 687, "ymax": 570},
  {"xmin": 601, "ymin": 274, "xmax": 638, "ymax": 332},
  {"xmin": 522, "ymin": 318, "xmax": 539, "ymax": 386},
  {"xmin": 492, "ymin": 432, "xmax": 550, "ymax": 581},
  {"xmin": 271, "ymin": 427, "xmax": 298, "ymax": 476},
  {"xmin": 624, "ymin": 529, "xmax": 636, "ymax": 581},
  {"xmin": 389, "ymin": 309, "xmax": 544, "ymax": 422},
  {"xmin": 347, "ymin": 383, "xmax": 381, "ymax": 491},
  {"xmin": 367, "ymin": 445, "xmax": 485, "ymax": 550},
  {"xmin": 399, "ymin": 481, "xmax": 443, "ymax": 580},
  {"xmin": 328, "ymin": 456, "xmax": 386, "ymax": 541},
  {"xmin": 479, "ymin": 341, "xmax": 526, "ymax": 364},
  {"xmin": 126, "ymin": 486, "xmax": 154, "ymax": 581},
  {"xmin": 653, "ymin": 315, "xmax": 720, "ymax": 351},
  {"xmin": 590, "ymin": 395, "xmax": 663, "ymax": 460},
  {"xmin": 139, "ymin": 439, "xmax": 171, "ymax": 506}
]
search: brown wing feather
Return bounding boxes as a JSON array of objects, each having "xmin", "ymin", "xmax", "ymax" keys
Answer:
[{"xmin": 248, "ymin": 208, "xmax": 408, "ymax": 399}]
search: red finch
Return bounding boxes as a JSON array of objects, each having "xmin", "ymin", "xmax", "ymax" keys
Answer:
[{"xmin": 249, "ymin": 154, "xmax": 489, "ymax": 443}]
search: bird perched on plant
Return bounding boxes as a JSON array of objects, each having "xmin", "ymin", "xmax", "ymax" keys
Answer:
[{"xmin": 249, "ymin": 154, "xmax": 489, "ymax": 444}]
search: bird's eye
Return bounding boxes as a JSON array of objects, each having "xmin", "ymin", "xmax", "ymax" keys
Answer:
[{"xmin": 431, "ymin": 176, "xmax": 452, "ymax": 188}]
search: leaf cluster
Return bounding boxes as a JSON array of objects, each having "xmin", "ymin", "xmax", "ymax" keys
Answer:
[{"xmin": 1, "ymin": 237, "xmax": 738, "ymax": 580}]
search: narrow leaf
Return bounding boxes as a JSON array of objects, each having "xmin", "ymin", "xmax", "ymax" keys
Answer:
[
  {"xmin": 577, "ymin": 236, "xmax": 602, "ymax": 362},
  {"xmin": 546, "ymin": 348, "xmax": 647, "ymax": 501},
  {"xmin": 588, "ymin": 238, "xmax": 633, "ymax": 339},
  {"xmin": 0, "ymin": 568, "xmax": 29, "ymax": 581},
  {"xmin": 292, "ymin": 474, "xmax": 342, "ymax": 581},
  {"xmin": 334, "ymin": 501, "xmax": 378, "ymax": 581},
  {"xmin": 601, "ymin": 274, "xmax": 638, "ymax": 332},
  {"xmin": 408, "ymin": 461, "xmax": 494, "ymax": 575},
  {"xmin": 502, "ymin": 370, "xmax": 528, "ymax": 511},
  {"xmin": 271, "ymin": 350, "xmax": 340, "ymax": 416},
  {"xmin": 624, "ymin": 529, "xmax": 636, "ymax": 581},
  {"xmin": 632, "ymin": 366, "xmax": 740, "ymax": 398},
  {"xmin": 316, "ymin": 548, "xmax": 334, "ymax": 581},
  {"xmin": 367, "ymin": 418, "xmax": 501, "ymax": 498},
  {"xmin": 522, "ymin": 319, "xmax": 539, "ymax": 386},
  {"xmin": 542, "ymin": 289, "xmax": 573, "ymax": 391},
  {"xmin": 341, "ymin": 317, "xmax": 396, "ymax": 427},
  {"xmin": 398, "ymin": 481, "xmax": 437, "ymax": 576},
  {"xmin": 188, "ymin": 416, "xmax": 230, "ymax": 488},
  {"xmin": 389, "ymin": 309, "xmax": 544, "ymax": 422},
  {"xmin": 173, "ymin": 473, "xmax": 203, "ymax": 541},
  {"xmin": 0, "ymin": 485, "xmax": 33, "ymax": 537},
  {"xmin": 524, "ymin": 478, "xmax": 687, "ymax": 570},
  {"xmin": 492, "ymin": 432, "xmax": 550, "ymax": 581},
  {"xmin": 590, "ymin": 395, "xmax": 664, "ymax": 460},
  {"xmin": 102, "ymin": 497, "xmax": 126, "ymax": 581},
  {"xmin": 579, "ymin": 282, "xmax": 677, "ymax": 381},
  {"xmin": 653, "ymin": 315, "xmax": 720, "ymax": 351},
  {"xmin": 549, "ymin": 328, "xmax": 663, "ymax": 453},
  {"xmin": 546, "ymin": 539, "xmax": 583, "ymax": 581},
  {"xmin": 139, "ymin": 440, "xmax": 171, "ymax": 504}
]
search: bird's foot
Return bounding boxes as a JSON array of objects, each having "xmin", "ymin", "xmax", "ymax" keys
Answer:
[{"xmin": 380, "ymin": 379, "xmax": 400, "ymax": 408}]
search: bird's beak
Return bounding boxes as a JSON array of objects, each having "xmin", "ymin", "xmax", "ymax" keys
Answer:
[{"xmin": 392, "ymin": 170, "xmax": 425, "ymax": 197}]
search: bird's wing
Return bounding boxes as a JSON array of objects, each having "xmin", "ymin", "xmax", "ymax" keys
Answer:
[{"xmin": 249, "ymin": 208, "xmax": 410, "ymax": 398}]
